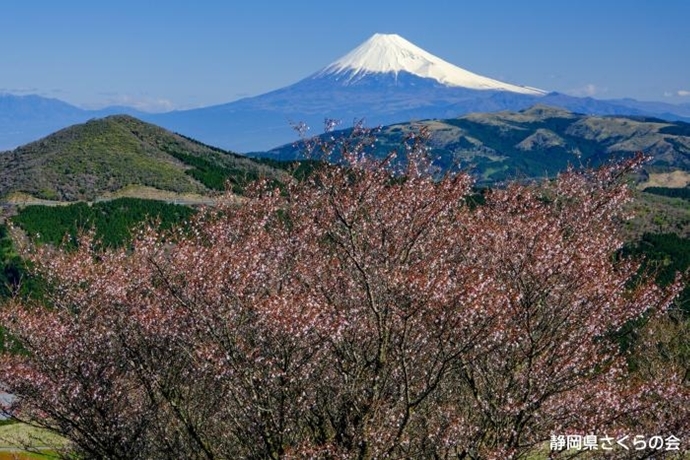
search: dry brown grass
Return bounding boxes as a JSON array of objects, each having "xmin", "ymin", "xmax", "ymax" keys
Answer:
[{"xmin": 639, "ymin": 170, "xmax": 690, "ymax": 189}]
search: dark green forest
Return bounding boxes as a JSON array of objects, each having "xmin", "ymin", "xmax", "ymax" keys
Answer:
[
  {"xmin": 163, "ymin": 147, "xmax": 262, "ymax": 193},
  {"xmin": 0, "ymin": 224, "xmax": 26, "ymax": 299},
  {"xmin": 162, "ymin": 143, "xmax": 321, "ymax": 193},
  {"xmin": 624, "ymin": 232, "xmax": 690, "ymax": 314},
  {"xmin": 643, "ymin": 186, "xmax": 690, "ymax": 201},
  {"xmin": 10, "ymin": 197, "xmax": 196, "ymax": 249}
]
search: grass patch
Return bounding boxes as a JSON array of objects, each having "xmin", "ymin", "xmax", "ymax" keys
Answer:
[{"xmin": 0, "ymin": 422, "xmax": 66, "ymax": 456}]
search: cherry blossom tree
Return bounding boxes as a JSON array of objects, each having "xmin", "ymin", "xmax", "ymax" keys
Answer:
[{"xmin": 0, "ymin": 136, "xmax": 687, "ymax": 459}]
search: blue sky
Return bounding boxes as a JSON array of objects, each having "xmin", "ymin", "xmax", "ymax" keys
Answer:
[{"xmin": 1, "ymin": 0, "xmax": 688, "ymax": 112}]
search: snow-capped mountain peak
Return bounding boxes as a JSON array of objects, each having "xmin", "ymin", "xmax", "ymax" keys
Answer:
[{"xmin": 318, "ymin": 33, "xmax": 545, "ymax": 95}]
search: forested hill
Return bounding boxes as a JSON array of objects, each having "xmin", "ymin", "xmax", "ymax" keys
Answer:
[{"xmin": 0, "ymin": 115, "xmax": 287, "ymax": 202}]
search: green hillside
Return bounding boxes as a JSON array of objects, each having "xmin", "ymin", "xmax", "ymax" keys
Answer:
[{"xmin": 0, "ymin": 115, "xmax": 287, "ymax": 201}]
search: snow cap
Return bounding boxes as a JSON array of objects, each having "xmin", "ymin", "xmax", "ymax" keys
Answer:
[{"xmin": 319, "ymin": 33, "xmax": 545, "ymax": 95}]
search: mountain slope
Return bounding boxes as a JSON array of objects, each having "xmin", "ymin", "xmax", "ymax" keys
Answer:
[
  {"xmin": 0, "ymin": 115, "xmax": 285, "ymax": 202},
  {"xmin": 255, "ymin": 105, "xmax": 690, "ymax": 185}
]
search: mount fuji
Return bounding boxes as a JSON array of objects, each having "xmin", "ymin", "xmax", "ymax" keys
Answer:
[
  {"xmin": 3, "ymin": 33, "xmax": 690, "ymax": 152},
  {"xmin": 148, "ymin": 33, "xmax": 551, "ymax": 152},
  {"xmin": 147, "ymin": 33, "xmax": 690, "ymax": 152},
  {"xmin": 316, "ymin": 33, "xmax": 544, "ymax": 95}
]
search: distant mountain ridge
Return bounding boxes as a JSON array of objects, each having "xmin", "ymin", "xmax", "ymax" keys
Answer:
[{"xmin": 254, "ymin": 105, "xmax": 690, "ymax": 185}]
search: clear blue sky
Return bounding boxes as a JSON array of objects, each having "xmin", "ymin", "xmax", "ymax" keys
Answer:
[{"xmin": 2, "ymin": 0, "xmax": 688, "ymax": 112}]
